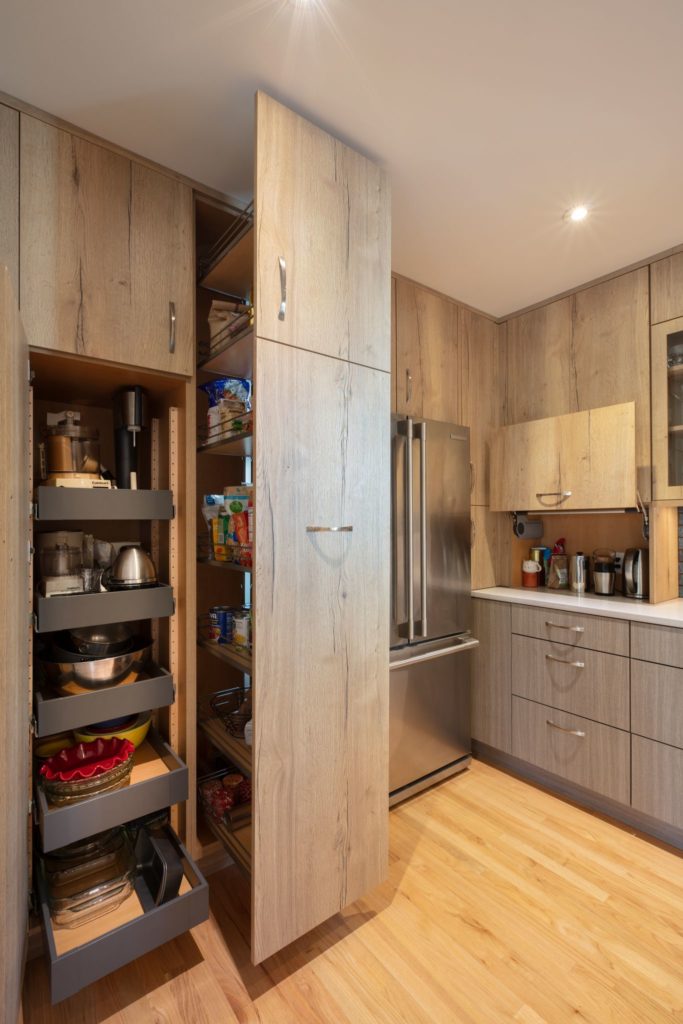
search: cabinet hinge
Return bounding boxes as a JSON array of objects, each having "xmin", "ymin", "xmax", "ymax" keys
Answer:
[
  {"xmin": 171, "ymin": 504, "xmax": 176, "ymax": 519},
  {"xmin": 27, "ymin": 360, "xmax": 34, "ymax": 385},
  {"xmin": 27, "ymin": 797, "xmax": 34, "ymax": 817},
  {"xmin": 30, "ymin": 714, "xmax": 37, "ymax": 737},
  {"xmin": 29, "ymin": 499, "xmax": 36, "ymax": 520},
  {"xmin": 28, "ymin": 541, "xmax": 34, "ymax": 563}
]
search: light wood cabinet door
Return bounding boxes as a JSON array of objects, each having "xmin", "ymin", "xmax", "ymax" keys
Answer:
[
  {"xmin": 0, "ymin": 268, "xmax": 30, "ymax": 1024},
  {"xmin": 253, "ymin": 337, "xmax": 389, "ymax": 962},
  {"xmin": 255, "ymin": 92, "xmax": 390, "ymax": 371},
  {"xmin": 506, "ymin": 297, "xmax": 573, "ymax": 425},
  {"xmin": 471, "ymin": 599, "xmax": 511, "ymax": 752},
  {"xmin": 651, "ymin": 252, "xmax": 683, "ymax": 325},
  {"xmin": 460, "ymin": 308, "xmax": 505, "ymax": 504},
  {"xmin": 490, "ymin": 402, "xmax": 636, "ymax": 512},
  {"xmin": 394, "ymin": 278, "xmax": 461, "ymax": 420},
  {"xmin": 471, "ymin": 507, "xmax": 508, "ymax": 589},
  {"xmin": 651, "ymin": 315, "xmax": 683, "ymax": 500},
  {"xmin": 632, "ymin": 735, "xmax": 683, "ymax": 829},
  {"xmin": 20, "ymin": 115, "xmax": 193, "ymax": 375},
  {"xmin": 0, "ymin": 104, "xmax": 18, "ymax": 295}
]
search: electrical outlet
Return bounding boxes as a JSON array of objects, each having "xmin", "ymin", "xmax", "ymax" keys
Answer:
[{"xmin": 614, "ymin": 551, "xmax": 624, "ymax": 575}]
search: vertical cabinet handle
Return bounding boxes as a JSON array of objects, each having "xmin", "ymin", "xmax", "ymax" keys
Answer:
[
  {"xmin": 406, "ymin": 369, "xmax": 413, "ymax": 404},
  {"xmin": 169, "ymin": 301, "xmax": 176, "ymax": 354},
  {"xmin": 278, "ymin": 257, "xmax": 287, "ymax": 322},
  {"xmin": 418, "ymin": 421, "xmax": 428, "ymax": 638},
  {"xmin": 406, "ymin": 417, "xmax": 414, "ymax": 642}
]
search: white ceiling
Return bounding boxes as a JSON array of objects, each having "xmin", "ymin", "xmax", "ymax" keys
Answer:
[{"xmin": 2, "ymin": 0, "xmax": 683, "ymax": 316}]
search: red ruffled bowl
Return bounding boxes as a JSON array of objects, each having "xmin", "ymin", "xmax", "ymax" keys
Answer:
[{"xmin": 40, "ymin": 737, "xmax": 135, "ymax": 782}]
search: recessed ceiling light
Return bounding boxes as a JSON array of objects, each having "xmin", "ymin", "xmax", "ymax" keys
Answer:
[{"xmin": 565, "ymin": 204, "xmax": 589, "ymax": 223}]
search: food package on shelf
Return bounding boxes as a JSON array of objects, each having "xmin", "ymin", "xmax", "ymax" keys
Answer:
[
  {"xmin": 207, "ymin": 299, "xmax": 253, "ymax": 343},
  {"xmin": 199, "ymin": 377, "xmax": 252, "ymax": 445},
  {"xmin": 202, "ymin": 489, "xmax": 253, "ymax": 565}
]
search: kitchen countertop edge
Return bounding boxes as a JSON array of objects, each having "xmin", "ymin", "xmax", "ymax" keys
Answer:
[{"xmin": 471, "ymin": 587, "xmax": 683, "ymax": 629}]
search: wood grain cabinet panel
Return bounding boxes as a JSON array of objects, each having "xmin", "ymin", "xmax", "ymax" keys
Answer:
[
  {"xmin": 19, "ymin": 115, "xmax": 193, "ymax": 374},
  {"xmin": 632, "ymin": 659, "xmax": 683, "ymax": 749},
  {"xmin": 460, "ymin": 307, "xmax": 504, "ymax": 505},
  {"xmin": 395, "ymin": 278, "xmax": 460, "ymax": 420},
  {"xmin": 471, "ymin": 599, "xmax": 511, "ymax": 752},
  {"xmin": 512, "ymin": 697, "xmax": 630, "ymax": 805},
  {"xmin": 471, "ymin": 507, "xmax": 508, "ymax": 589},
  {"xmin": 631, "ymin": 621, "xmax": 683, "ymax": 667},
  {"xmin": 0, "ymin": 104, "xmax": 18, "ymax": 295},
  {"xmin": 490, "ymin": 402, "xmax": 636, "ymax": 512},
  {"xmin": 511, "ymin": 635, "xmax": 629, "ymax": 730},
  {"xmin": 506, "ymin": 297, "xmax": 573, "ymax": 426},
  {"xmin": 511, "ymin": 605, "xmax": 629, "ymax": 655},
  {"xmin": 632, "ymin": 735, "xmax": 683, "ymax": 829},
  {"xmin": 255, "ymin": 92, "xmax": 390, "ymax": 371},
  {"xmin": 651, "ymin": 252, "xmax": 683, "ymax": 324},
  {"xmin": 253, "ymin": 337, "xmax": 389, "ymax": 963}
]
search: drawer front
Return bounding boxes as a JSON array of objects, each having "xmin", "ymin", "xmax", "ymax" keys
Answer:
[
  {"xmin": 632, "ymin": 659, "xmax": 683, "ymax": 748},
  {"xmin": 512, "ymin": 696, "xmax": 630, "ymax": 804},
  {"xmin": 511, "ymin": 635, "xmax": 629, "ymax": 730},
  {"xmin": 632, "ymin": 735, "xmax": 683, "ymax": 829},
  {"xmin": 631, "ymin": 622, "xmax": 683, "ymax": 668},
  {"xmin": 511, "ymin": 604, "xmax": 629, "ymax": 656}
]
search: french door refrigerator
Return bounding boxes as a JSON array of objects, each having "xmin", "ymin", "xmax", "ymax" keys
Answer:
[{"xmin": 390, "ymin": 415, "xmax": 479, "ymax": 804}]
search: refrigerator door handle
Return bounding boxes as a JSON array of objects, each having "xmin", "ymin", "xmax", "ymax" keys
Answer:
[
  {"xmin": 390, "ymin": 636, "xmax": 480, "ymax": 669},
  {"xmin": 406, "ymin": 417, "xmax": 415, "ymax": 641},
  {"xmin": 417, "ymin": 420, "xmax": 428, "ymax": 638}
]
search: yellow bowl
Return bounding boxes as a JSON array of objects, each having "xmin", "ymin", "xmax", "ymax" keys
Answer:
[
  {"xmin": 35, "ymin": 733, "xmax": 75, "ymax": 760},
  {"xmin": 74, "ymin": 712, "xmax": 152, "ymax": 749}
]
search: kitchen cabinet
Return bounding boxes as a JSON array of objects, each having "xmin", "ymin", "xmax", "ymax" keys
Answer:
[
  {"xmin": 490, "ymin": 401, "xmax": 636, "ymax": 511},
  {"xmin": 505, "ymin": 269, "xmax": 651, "ymax": 499},
  {"xmin": 470, "ymin": 506, "xmax": 508, "ymax": 589},
  {"xmin": 395, "ymin": 277, "xmax": 461, "ymax": 420},
  {"xmin": 0, "ymin": 104, "xmax": 18, "ymax": 294},
  {"xmin": 471, "ymin": 598, "xmax": 511, "ymax": 752},
  {"xmin": 510, "ymin": 604, "xmax": 629, "ymax": 656},
  {"xmin": 651, "ymin": 314, "xmax": 683, "ymax": 500},
  {"xmin": 253, "ymin": 337, "xmax": 389, "ymax": 962},
  {"xmin": 651, "ymin": 252, "xmax": 683, "ymax": 325},
  {"xmin": 0, "ymin": 268, "xmax": 30, "ymax": 1024},
  {"xmin": 460, "ymin": 307, "xmax": 504, "ymax": 506},
  {"xmin": 19, "ymin": 115, "xmax": 194, "ymax": 375},
  {"xmin": 255, "ymin": 92, "xmax": 391, "ymax": 371},
  {"xmin": 632, "ymin": 737, "xmax": 683, "ymax": 830}
]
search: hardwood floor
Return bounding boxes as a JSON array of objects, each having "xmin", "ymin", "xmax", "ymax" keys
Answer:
[{"xmin": 23, "ymin": 760, "xmax": 683, "ymax": 1023}]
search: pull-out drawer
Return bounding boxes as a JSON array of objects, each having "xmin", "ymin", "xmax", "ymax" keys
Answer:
[
  {"xmin": 37, "ymin": 823, "xmax": 209, "ymax": 1003},
  {"xmin": 632, "ymin": 659, "xmax": 683, "ymax": 749},
  {"xmin": 512, "ymin": 696, "xmax": 630, "ymax": 805},
  {"xmin": 631, "ymin": 622, "xmax": 683, "ymax": 668},
  {"xmin": 512, "ymin": 635, "xmax": 629, "ymax": 730},
  {"xmin": 511, "ymin": 604, "xmax": 629, "ymax": 656},
  {"xmin": 632, "ymin": 735, "xmax": 683, "ymax": 829}
]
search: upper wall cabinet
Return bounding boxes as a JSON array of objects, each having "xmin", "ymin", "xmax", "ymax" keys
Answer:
[
  {"xmin": 0, "ymin": 105, "xmax": 18, "ymax": 295},
  {"xmin": 255, "ymin": 92, "xmax": 391, "ymax": 371},
  {"xmin": 651, "ymin": 253, "xmax": 683, "ymax": 325},
  {"xmin": 460, "ymin": 308, "xmax": 505, "ymax": 506},
  {"xmin": 490, "ymin": 402, "xmax": 636, "ymax": 512},
  {"xmin": 505, "ymin": 269, "xmax": 651, "ymax": 499},
  {"xmin": 395, "ymin": 278, "xmax": 461, "ymax": 420},
  {"xmin": 19, "ymin": 115, "xmax": 194, "ymax": 375},
  {"xmin": 651, "ymin": 313, "xmax": 683, "ymax": 500}
]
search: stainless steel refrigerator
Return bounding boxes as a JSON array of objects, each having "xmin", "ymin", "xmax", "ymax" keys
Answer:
[{"xmin": 390, "ymin": 415, "xmax": 479, "ymax": 804}]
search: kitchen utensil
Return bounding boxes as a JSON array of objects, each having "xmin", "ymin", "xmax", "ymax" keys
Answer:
[
  {"xmin": 67, "ymin": 623, "xmax": 133, "ymax": 657},
  {"xmin": 104, "ymin": 546, "xmax": 158, "ymax": 589},
  {"xmin": 522, "ymin": 560, "xmax": 542, "ymax": 588},
  {"xmin": 134, "ymin": 828, "xmax": 183, "ymax": 906},
  {"xmin": 40, "ymin": 738, "xmax": 135, "ymax": 806},
  {"xmin": 114, "ymin": 387, "xmax": 148, "ymax": 489},
  {"xmin": 569, "ymin": 553, "xmax": 590, "ymax": 594},
  {"xmin": 45, "ymin": 828, "xmax": 136, "ymax": 928},
  {"xmin": 623, "ymin": 548, "xmax": 649, "ymax": 599},
  {"xmin": 74, "ymin": 711, "xmax": 152, "ymax": 749},
  {"xmin": 39, "ymin": 639, "xmax": 151, "ymax": 690},
  {"xmin": 34, "ymin": 734, "xmax": 75, "ymax": 760}
]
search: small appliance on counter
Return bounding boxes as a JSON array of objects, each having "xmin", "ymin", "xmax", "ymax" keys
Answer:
[
  {"xmin": 39, "ymin": 411, "xmax": 111, "ymax": 489},
  {"xmin": 592, "ymin": 549, "xmax": 617, "ymax": 595},
  {"xmin": 569, "ymin": 553, "xmax": 590, "ymax": 594},
  {"xmin": 114, "ymin": 387, "xmax": 148, "ymax": 489},
  {"xmin": 623, "ymin": 548, "xmax": 649, "ymax": 599}
]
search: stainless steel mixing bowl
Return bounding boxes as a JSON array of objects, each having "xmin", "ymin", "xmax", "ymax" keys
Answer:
[{"xmin": 40, "ymin": 641, "xmax": 152, "ymax": 689}]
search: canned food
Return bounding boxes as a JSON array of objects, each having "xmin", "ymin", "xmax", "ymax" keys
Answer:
[
  {"xmin": 233, "ymin": 611, "xmax": 251, "ymax": 650},
  {"xmin": 207, "ymin": 608, "xmax": 221, "ymax": 643},
  {"xmin": 216, "ymin": 606, "xmax": 234, "ymax": 645}
]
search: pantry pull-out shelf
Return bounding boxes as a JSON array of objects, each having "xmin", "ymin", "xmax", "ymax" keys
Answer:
[
  {"xmin": 34, "ymin": 487, "xmax": 174, "ymax": 521},
  {"xmin": 34, "ymin": 585, "xmax": 174, "ymax": 633}
]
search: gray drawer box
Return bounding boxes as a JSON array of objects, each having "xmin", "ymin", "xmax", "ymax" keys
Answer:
[
  {"xmin": 631, "ymin": 622, "xmax": 683, "ymax": 669},
  {"xmin": 37, "ymin": 824, "xmax": 209, "ymax": 1004},
  {"xmin": 632, "ymin": 735, "xmax": 683, "ymax": 830},
  {"xmin": 512, "ymin": 696, "xmax": 630, "ymax": 805},
  {"xmin": 511, "ymin": 634, "xmax": 629, "ymax": 730},
  {"xmin": 35, "ymin": 486, "xmax": 174, "ymax": 521},
  {"xmin": 34, "ymin": 668, "xmax": 174, "ymax": 737},
  {"xmin": 36, "ymin": 728, "xmax": 188, "ymax": 852},
  {"xmin": 34, "ymin": 585, "xmax": 174, "ymax": 633},
  {"xmin": 511, "ymin": 604, "xmax": 629, "ymax": 656}
]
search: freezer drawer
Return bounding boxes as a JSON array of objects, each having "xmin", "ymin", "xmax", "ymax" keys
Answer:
[{"xmin": 389, "ymin": 637, "xmax": 476, "ymax": 797}]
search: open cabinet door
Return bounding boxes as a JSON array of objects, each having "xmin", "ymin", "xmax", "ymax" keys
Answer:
[{"xmin": 0, "ymin": 266, "xmax": 30, "ymax": 1022}]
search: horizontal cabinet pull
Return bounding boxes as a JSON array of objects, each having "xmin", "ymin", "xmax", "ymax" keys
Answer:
[
  {"xmin": 306, "ymin": 525, "xmax": 353, "ymax": 533},
  {"xmin": 545, "ymin": 653, "xmax": 585, "ymax": 668},
  {"xmin": 546, "ymin": 719, "xmax": 586, "ymax": 738},
  {"xmin": 536, "ymin": 490, "xmax": 572, "ymax": 504},
  {"xmin": 544, "ymin": 620, "xmax": 585, "ymax": 633}
]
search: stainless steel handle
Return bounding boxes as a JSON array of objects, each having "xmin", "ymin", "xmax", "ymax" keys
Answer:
[
  {"xmin": 391, "ymin": 636, "xmax": 480, "ymax": 669},
  {"xmin": 306, "ymin": 526, "xmax": 353, "ymax": 533},
  {"xmin": 545, "ymin": 654, "xmax": 585, "ymax": 668},
  {"xmin": 545, "ymin": 621, "xmax": 585, "ymax": 633},
  {"xmin": 278, "ymin": 256, "xmax": 286, "ymax": 321},
  {"xmin": 406, "ymin": 417, "xmax": 414, "ymax": 642},
  {"xmin": 418, "ymin": 421, "xmax": 428, "ymax": 638},
  {"xmin": 406, "ymin": 369, "xmax": 413, "ymax": 404},
  {"xmin": 536, "ymin": 490, "xmax": 572, "ymax": 504},
  {"xmin": 169, "ymin": 301, "xmax": 176, "ymax": 354},
  {"xmin": 546, "ymin": 719, "xmax": 586, "ymax": 738}
]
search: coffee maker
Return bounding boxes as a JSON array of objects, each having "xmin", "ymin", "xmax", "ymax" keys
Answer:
[{"xmin": 114, "ymin": 387, "xmax": 148, "ymax": 490}]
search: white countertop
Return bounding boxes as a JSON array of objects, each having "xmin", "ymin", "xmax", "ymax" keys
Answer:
[{"xmin": 471, "ymin": 586, "xmax": 683, "ymax": 628}]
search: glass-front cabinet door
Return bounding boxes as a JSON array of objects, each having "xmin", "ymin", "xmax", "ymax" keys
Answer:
[{"xmin": 652, "ymin": 315, "xmax": 683, "ymax": 498}]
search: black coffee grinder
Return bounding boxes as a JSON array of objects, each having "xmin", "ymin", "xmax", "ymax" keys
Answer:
[{"xmin": 114, "ymin": 387, "xmax": 148, "ymax": 489}]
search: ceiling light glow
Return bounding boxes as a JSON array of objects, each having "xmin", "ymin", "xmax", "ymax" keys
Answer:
[{"xmin": 565, "ymin": 204, "xmax": 589, "ymax": 223}]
